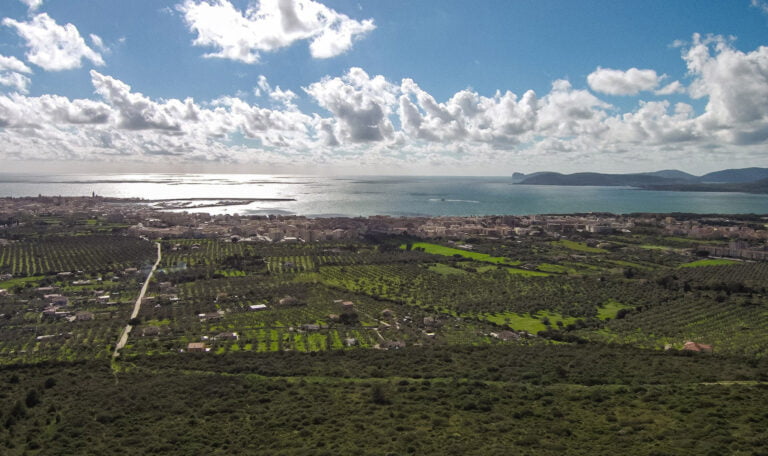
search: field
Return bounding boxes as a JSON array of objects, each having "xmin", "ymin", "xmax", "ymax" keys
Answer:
[{"xmin": 1, "ymin": 212, "xmax": 768, "ymax": 454}]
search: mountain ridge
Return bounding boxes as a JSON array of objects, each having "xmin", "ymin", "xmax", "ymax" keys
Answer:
[{"xmin": 513, "ymin": 167, "xmax": 768, "ymax": 193}]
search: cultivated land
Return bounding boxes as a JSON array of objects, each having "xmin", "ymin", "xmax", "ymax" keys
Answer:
[{"xmin": 1, "ymin": 200, "xmax": 768, "ymax": 454}]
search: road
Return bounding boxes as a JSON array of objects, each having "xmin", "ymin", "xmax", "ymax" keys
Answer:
[{"xmin": 112, "ymin": 242, "xmax": 161, "ymax": 358}]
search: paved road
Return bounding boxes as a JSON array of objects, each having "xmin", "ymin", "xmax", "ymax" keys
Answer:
[{"xmin": 112, "ymin": 242, "xmax": 161, "ymax": 358}]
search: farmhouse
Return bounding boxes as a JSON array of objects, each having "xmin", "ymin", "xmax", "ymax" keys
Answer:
[
  {"xmin": 187, "ymin": 342, "xmax": 207, "ymax": 352},
  {"xmin": 75, "ymin": 311, "xmax": 94, "ymax": 321},
  {"xmin": 199, "ymin": 312, "xmax": 222, "ymax": 321},
  {"xmin": 491, "ymin": 331, "xmax": 520, "ymax": 341}
]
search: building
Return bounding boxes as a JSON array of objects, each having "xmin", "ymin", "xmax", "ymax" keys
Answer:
[{"xmin": 187, "ymin": 342, "xmax": 207, "ymax": 352}]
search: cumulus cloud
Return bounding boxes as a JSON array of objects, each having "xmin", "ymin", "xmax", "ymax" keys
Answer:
[
  {"xmin": 177, "ymin": 0, "xmax": 375, "ymax": 63},
  {"xmin": 0, "ymin": 55, "xmax": 32, "ymax": 93},
  {"xmin": 3, "ymin": 13, "xmax": 104, "ymax": 71},
  {"xmin": 18, "ymin": 0, "xmax": 43, "ymax": 12},
  {"xmin": 587, "ymin": 67, "xmax": 663, "ymax": 95},
  {"xmin": 305, "ymin": 67, "xmax": 397, "ymax": 143},
  {"xmin": 2, "ymin": 31, "xmax": 768, "ymax": 172},
  {"xmin": 684, "ymin": 33, "xmax": 768, "ymax": 144},
  {"xmin": 655, "ymin": 80, "xmax": 685, "ymax": 95},
  {"xmin": 91, "ymin": 70, "xmax": 196, "ymax": 131}
]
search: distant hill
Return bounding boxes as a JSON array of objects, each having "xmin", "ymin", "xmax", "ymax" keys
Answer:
[
  {"xmin": 518, "ymin": 172, "xmax": 688, "ymax": 187},
  {"xmin": 698, "ymin": 167, "xmax": 768, "ymax": 183},
  {"xmin": 642, "ymin": 170, "xmax": 697, "ymax": 180},
  {"xmin": 514, "ymin": 167, "xmax": 768, "ymax": 193}
]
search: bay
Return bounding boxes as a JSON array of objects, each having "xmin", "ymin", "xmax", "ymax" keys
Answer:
[{"xmin": 1, "ymin": 173, "xmax": 767, "ymax": 217}]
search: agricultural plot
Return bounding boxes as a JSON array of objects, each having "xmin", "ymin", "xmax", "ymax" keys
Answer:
[
  {"xmin": 0, "ymin": 235, "xmax": 156, "ymax": 276},
  {"xmin": 403, "ymin": 242, "xmax": 522, "ymax": 265}
]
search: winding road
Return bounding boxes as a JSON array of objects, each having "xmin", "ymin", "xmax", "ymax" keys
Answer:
[{"xmin": 112, "ymin": 242, "xmax": 161, "ymax": 358}]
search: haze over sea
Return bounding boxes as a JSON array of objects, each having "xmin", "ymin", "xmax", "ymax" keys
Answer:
[{"xmin": 2, "ymin": 174, "xmax": 768, "ymax": 217}]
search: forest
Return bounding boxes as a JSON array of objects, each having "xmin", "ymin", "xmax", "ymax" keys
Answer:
[{"xmin": 1, "ymin": 212, "xmax": 767, "ymax": 454}]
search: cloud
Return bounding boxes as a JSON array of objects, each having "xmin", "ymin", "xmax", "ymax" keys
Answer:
[
  {"xmin": 0, "ymin": 54, "xmax": 32, "ymax": 93},
  {"xmin": 18, "ymin": 0, "xmax": 43, "ymax": 12},
  {"xmin": 2, "ymin": 32, "xmax": 768, "ymax": 172},
  {"xmin": 751, "ymin": 0, "xmax": 768, "ymax": 14},
  {"xmin": 91, "ymin": 70, "xmax": 193, "ymax": 131},
  {"xmin": 3, "ymin": 13, "xmax": 104, "ymax": 71},
  {"xmin": 305, "ymin": 67, "xmax": 397, "ymax": 143},
  {"xmin": 0, "ymin": 92, "xmax": 111, "ymax": 128},
  {"xmin": 587, "ymin": 67, "xmax": 663, "ymax": 95},
  {"xmin": 177, "ymin": 0, "xmax": 375, "ymax": 63},
  {"xmin": 655, "ymin": 80, "xmax": 685, "ymax": 95},
  {"xmin": 89, "ymin": 34, "xmax": 108, "ymax": 53},
  {"xmin": 684, "ymin": 33, "xmax": 768, "ymax": 144}
]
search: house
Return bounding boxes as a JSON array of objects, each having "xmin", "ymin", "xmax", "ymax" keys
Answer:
[
  {"xmin": 344, "ymin": 338, "xmax": 358, "ymax": 347},
  {"xmin": 75, "ymin": 311, "xmax": 94, "ymax": 321},
  {"xmin": 187, "ymin": 342, "xmax": 207, "ymax": 352},
  {"xmin": 327, "ymin": 313, "xmax": 340, "ymax": 323},
  {"xmin": 491, "ymin": 331, "xmax": 520, "ymax": 341},
  {"xmin": 301, "ymin": 324, "xmax": 320, "ymax": 332},
  {"xmin": 198, "ymin": 312, "xmax": 222, "ymax": 321},
  {"xmin": 341, "ymin": 301, "xmax": 354, "ymax": 311},
  {"xmin": 215, "ymin": 332, "xmax": 239, "ymax": 340},
  {"xmin": 682, "ymin": 341, "xmax": 713, "ymax": 353},
  {"xmin": 249, "ymin": 304, "xmax": 268, "ymax": 311}
]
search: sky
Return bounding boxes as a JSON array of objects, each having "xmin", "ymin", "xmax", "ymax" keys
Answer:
[{"xmin": 0, "ymin": 0, "xmax": 768, "ymax": 175}]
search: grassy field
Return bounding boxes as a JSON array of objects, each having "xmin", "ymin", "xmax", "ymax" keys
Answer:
[
  {"xmin": 0, "ymin": 275, "xmax": 44, "ymax": 289},
  {"xmin": 482, "ymin": 311, "xmax": 578, "ymax": 333},
  {"xmin": 597, "ymin": 300, "xmax": 633, "ymax": 320},
  {"xmin": 404, "ymin": 242, "xmax": 521, "ymax": 265},
  {"xmin": 679, "ymin": 258, "xmax": 740, "ymax": 268},
  {"xmin": 551, "ymin": 239, "xmax": 607, "ymax": 253}
]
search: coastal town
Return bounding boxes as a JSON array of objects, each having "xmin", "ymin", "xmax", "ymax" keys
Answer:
[{"xmin": 1, "ymin": 195, "xmax": 767, "ymax": 259}]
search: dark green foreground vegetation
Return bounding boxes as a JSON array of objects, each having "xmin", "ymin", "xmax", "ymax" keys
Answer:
[
  {"xmin": 3, "ymin": 348, "xmax": 768, "ymax": 455},
  {"xmin": 2, "ymin": 212, "xmax": 768, "ymax": 454}
]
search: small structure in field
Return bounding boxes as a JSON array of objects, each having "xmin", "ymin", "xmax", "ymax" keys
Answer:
[
  {"xmin": 279, "ymin": 296, "xmax": 300, "ymax": 306},
  {"xmin": 682, "ymin": 341, "xmax": 713, "ymax": 353},
  {"xmin": 75, "ymin": 311, "xmax": 94, "ymax": 321},
  {"xmin": 187, "ymin": 342, "xmax": 207, "ymax": 352}
]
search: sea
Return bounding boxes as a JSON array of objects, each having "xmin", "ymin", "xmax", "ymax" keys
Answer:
[{"xmin": 1, "ymin": 173, "xmax": 768, "ymax": 217}]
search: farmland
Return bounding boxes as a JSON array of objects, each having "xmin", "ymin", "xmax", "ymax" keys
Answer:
[{"xmin": 1, "ymin": 208, "xmax": 768, "ymax": 454}]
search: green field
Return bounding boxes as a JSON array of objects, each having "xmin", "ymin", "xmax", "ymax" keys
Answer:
[
  {"xmin": 596, "ymin": 300, "xmax": 633, "ymax": 320},
  {"xmin": 551, "ymin": 239, "xmax": 607, "ymax": 253},
  {"xmin": 679, "ymin": 258, "xmax": 740, "ymax": 268},
  {"xmin": 404, "ymin": 242, "xmax": 521, "ymax": 265}
]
